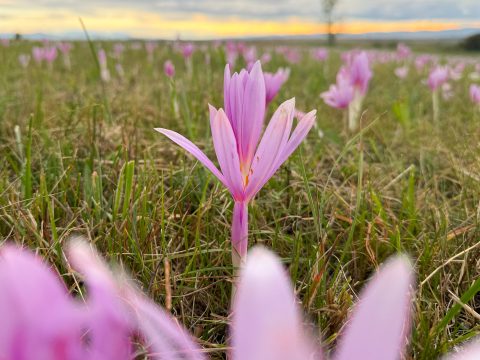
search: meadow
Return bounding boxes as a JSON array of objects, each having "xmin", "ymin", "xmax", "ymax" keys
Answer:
[{"xmin": 1, "ymin": 38, "xmax": 480, "ymax": 358}]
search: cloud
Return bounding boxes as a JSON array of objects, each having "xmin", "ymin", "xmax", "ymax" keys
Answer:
[{"xmin": 4, "ymin": 0, "xmax": 480, "ymax": 22}]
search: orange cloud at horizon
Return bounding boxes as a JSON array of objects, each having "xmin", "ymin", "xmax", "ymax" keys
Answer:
[{"xmin": 2, "ymin": 7, "xmax": 480, "ymax": 39}]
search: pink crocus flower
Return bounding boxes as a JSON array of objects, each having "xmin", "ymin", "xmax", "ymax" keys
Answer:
[
  {"xmin": 155, "ymin": 61, "xmax": 316, "ymax": 265},
  {"xmin": 32, "ymin": 47, "xmax": 44, "ymax": 64},
  {"xmin": 312, "ymin": 48, "xmax": 329, "ymax": 61},
  {"xmin": 470, "ymin": 84, "xmax": 480, "ymax": 105},
  {"xmin": 321, "ymin": 70, "xmax": 354, "ymax": 109},
  {"xmin": 442, "ymin": 82, "xmax": 454, "ymax": 101},
  {"xmin": 145, "ymin": 41, "xmax": 157, "ymax": 62},
  {"xmin": 57, "ymin": 42, "xmax": 73, "ymax": 69},
  {"xmin": 113, "ymin": 43, "xmax": 125, "ymax": 59},
  {"xmin": 427, "ymin": 66, "xmax": 449, "ymax": 122},
  {"xmin": 57, "ymin": 42, "xmax": 73, "ymax": 55},
  {"xmin": 264, "ymin": 68, "xmax": 290, "ymax": 104},
  {"xmin": 260, "ymin": 52, "xmax": 272, "ymax": 65},
  {"xmin": 284, "ymin": 48, "xmax": 301, "ymax": 64},
  {"xmin": 98, "ymin": 48, "xmax": 110, "ymax": 82},
  {"xmin": 348, "ymin": 51, "xmax": 373, "ymax": 96},
  {"xmin": 164, "ymin": 60, "xmax": 176, "ymax": 78},
  {"xmin": 322, "ymin": 52, "xmax": 372, "ymax": 131},
  {"xmin": 427, "ymin": 66, "xmax": 449, "ymax": 91},
  {"xmin": 181, "ymin": 43, "xmax": 195, "ymax": 59},
  {"xmin": 395, "ymin": 66, "xmax": 409, "ymax": 79},
  {"xmin": 415, "ymin": 55, "xmax": 432, "ymax": 72},
  {"xmin": 0, "ymin": 38, "xmax": 9, "ymax": 47},
  {"xmin": 396, "ymin": 43, "xmax": 412, "ymax": 60},
  {"xmin": 243, "ymin": 46, "xmax": 257, "ymax": 70},
  {"xmin": 18, "ymin": 54, "xmax": 31, "ymax": 68},
  {"xmin": 43, "ymin": 46, "xmax": 58, "ymax": 65}
]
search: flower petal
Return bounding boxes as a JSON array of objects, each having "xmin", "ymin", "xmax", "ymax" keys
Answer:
[
  {"xmin": 260, "ymin": 109, "xmax": 316, "ymax": 186},
  {"xmin": 444, "ymin": 340, "xmax": 480, "ymax": 359},
  {"xmin": 154, "ymin": 128, "xmax": 228, "ymax": 188},
  {"xmin": 210, "ymin": 107, "xmax": 244, "ymax": 198},
  {"xmin": 245, "ymin": 98, "xmax": 295, "ymax": 200},
  {"xmin": 239, "ymin": 61, "xmax": 266, "ymax": 165},
  {"xmin": 0, "ymin": 245, "xmax": 84, "ymax": 359},
  {"xmin": 231, "ymin": 246, "xmax": 320, "ymax": 360},
  {"xmin": 334, "ymin": 256, "xmax": 414, "ymax": 360},
  {"xmin": 68, "ymin": 240, "xmax": 205, "ymax": 360}
]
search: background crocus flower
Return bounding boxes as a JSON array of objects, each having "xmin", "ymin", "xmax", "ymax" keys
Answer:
[
  {"xmin": 427, "ymin": 66, "xmax": 449, "ymax": 122},
  {"xmin": 18, "ymin": 54, "xmax": 31, "ymax": 68},
  {"xmin": 264, "ymin": 68, "xmax": 290, "ymax": 105},
  {"xmin": 321, "ymin": 69, "xmax": 355, "ymax": 110},
  {"xmin": 348, "ymin": 51, "xmax": 373, "ymax": 96},
  {"xmin": 57, "ymin": 42, "xmax": 73, "ymax": 69},
  {"xmin": 145, "ymin": 41, "xmax": 157, "ymax": 62},
  {"xmin": 155, "ymin": 61, "xmax": 316, "ymax": 265},
  {"xmin": 98, "ymin": 48, "xmax": 111, "ymax": 82},
  {"xmin": 32, "ymin": 46, "xmax": 44, "ymax": 64},
  {"xmin": 427, "ymin": 66, "xmax": 449, "ymax": 91},
  {"xmin": 396, "ymin": 43, "xmax": 412, "ymax": 60},
  {"xmin": 312, "ymin": 48, "xmax": 329, "ymax": 61},
  {"xmin": 260, "ymin": 52, "xmax": 272, "ymax": 65},
  {"xmin": 164, "ymin": 60, "xmax": 175, "ymax": 78},
  {"xmin": 395, "ymin": 66, "xmax": 409, "ymax": 79},
  {"xmin": 181, "ymin": 43, "xmax": 195, "ymax": 59},
  {"xmin": 470, "ymin": 84, "xmax": 480, "ymax": 105},
  {"xmin": 113, "ymin": 43, "xmax": 125, "ymax": 59},
  {"xmin": 43, "ymin": 46, "xmax": 58, "ymax": 66},
  {"xmin": 322, "ymin": 53, "xmax": 372, "ymax": 132}
]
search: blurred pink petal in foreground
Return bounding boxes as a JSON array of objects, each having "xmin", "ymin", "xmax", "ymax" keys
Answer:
[
  {"xmin": 233, "ymin": 248, "xmax": 415, "ymax": 360},
  {"xmin": 0, "ymin": 241, "xmax": 205, "ymax": 360},
  {"xmin": 2, "ymin": 242, "xmax": 480, "ymax": 359}
]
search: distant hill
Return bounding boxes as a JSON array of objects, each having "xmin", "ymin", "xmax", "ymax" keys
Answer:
[{"xmin": 1, "ymin": 28, "xmax": 479, "ymax": 42}]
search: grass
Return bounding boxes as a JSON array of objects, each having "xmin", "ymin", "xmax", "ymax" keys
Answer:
[{"xmin": 1, "ymin": 39, "xmax": 480, "ymax": 358}]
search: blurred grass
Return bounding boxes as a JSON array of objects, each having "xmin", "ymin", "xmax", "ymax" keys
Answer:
[{"xmin": 1, "ymin": 39, "xmax": 480, "ymax": 358}]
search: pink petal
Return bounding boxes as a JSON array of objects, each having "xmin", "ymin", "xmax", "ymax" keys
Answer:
[
  {"xmin": 444, "ymin": 340, "xmax": 480, "ymax": 359},
  {"xmin": 68, "ymin": 240, "xmax": 205, "ymax": 360},
  {"xmin": 231, "ymin": 247, "xmax": 320, "ymax": 360},
  {"xmin": 334, "ymin": 256, "xmax": 414, "ymax": 360},
  {"xmin": 261, "ymin": 109, "xmax": 316, "ymax": 186},
  {"xmin": 127, "ymin": 292, "xmax": 206, "ymax": 360},
  {"xmin": 239, "ymin": 61, "xmax": 266, "ymax": 165},
  {"xmin": 154, "ymin": 128, "xmax": 228, "ymax": 188},
  {"xmin": 209, "ymin": 107, "xmax": 244, "ymax": 199},
  {"xmin": 67, "ymin": 240, "xmax": 134, "ymax": 359},
  {"xmin": 245, "ymin": 98, "xmax": 295, "ymax": 200},
  {"xmin": 0, "ymin": 245, "xmax": 84, "ymax": 359}
]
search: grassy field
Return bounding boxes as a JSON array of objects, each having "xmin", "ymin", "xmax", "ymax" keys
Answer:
[{"xmin": 1, "ymin": 39, "xmax": 480, "ymax": 358}]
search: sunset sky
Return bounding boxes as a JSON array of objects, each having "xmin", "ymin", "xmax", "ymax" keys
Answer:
[{"xmin": 2, "ymin": 0, "xmax": 480, "ymax": 39}]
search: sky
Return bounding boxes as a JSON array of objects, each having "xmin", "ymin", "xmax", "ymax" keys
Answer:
[{"xmin": 2, "ymin": 0, "xmax": 480, "ymax": 39}]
